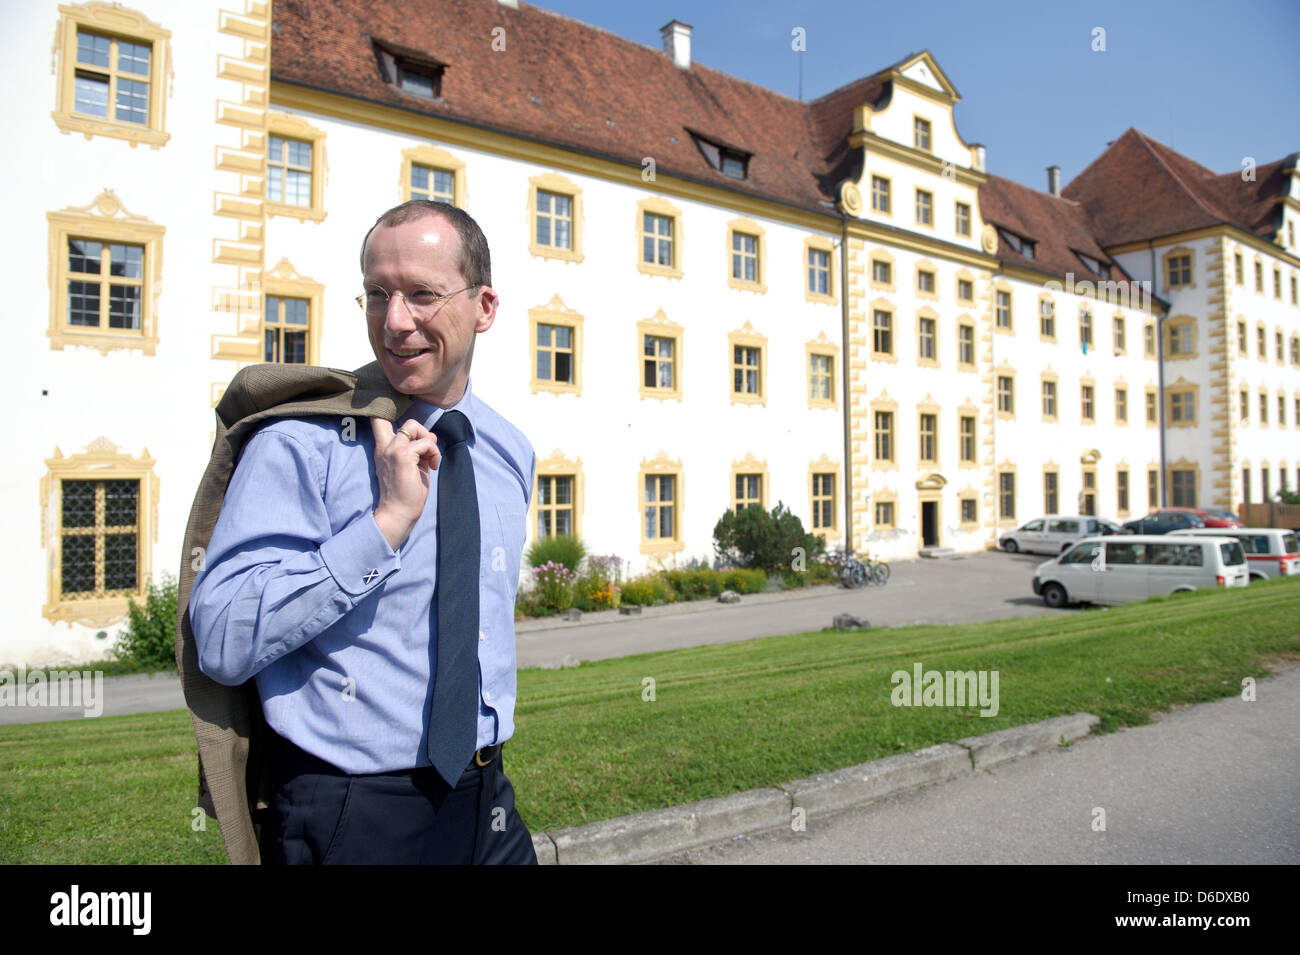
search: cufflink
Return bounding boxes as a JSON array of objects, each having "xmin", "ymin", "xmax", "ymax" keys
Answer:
[{"xmin": 363, "ymin": 569, "xmax": 379, "ymax": 584}]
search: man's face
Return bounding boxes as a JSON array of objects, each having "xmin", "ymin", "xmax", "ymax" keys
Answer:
[{"xmin": 361, "ymin": 214, "xmax": 497, "ymax": 407}]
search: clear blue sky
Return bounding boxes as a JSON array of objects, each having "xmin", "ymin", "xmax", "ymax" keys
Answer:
[{"xmin": 532, "ymin": 0, "xmax": 1300, "ymax": 193}]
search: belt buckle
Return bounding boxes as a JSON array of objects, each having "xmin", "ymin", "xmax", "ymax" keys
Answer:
[{"xmin": 473, "ymin": 746, "xmax": 497, "ymax": 767}]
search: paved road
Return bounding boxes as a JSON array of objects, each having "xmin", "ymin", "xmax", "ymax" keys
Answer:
[
  {"xmin": 0, "ymin": 551, "xmax": 1070, "ymax": 724},
  {"xmin": 660, "ymin": 664, "xmax": 1300, "ymax": 864}
]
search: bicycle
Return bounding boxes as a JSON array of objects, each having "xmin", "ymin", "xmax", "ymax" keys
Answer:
[
  {"xmin": 834, "ymin": 549, "xmax": 888, "ymax": 588},
  {"xmin": 864, "ymin": 556, "xmax": 890, "ymax": 586}
]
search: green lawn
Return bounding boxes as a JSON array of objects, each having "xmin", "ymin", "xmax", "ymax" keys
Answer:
[{"xmin": 3, "ymin": 578, "xmax": 1298, "ymax": 863}]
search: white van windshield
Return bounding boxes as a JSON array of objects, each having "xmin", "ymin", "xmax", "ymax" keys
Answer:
[{"xmin": 1220, "ymin": 542, "xmax": 1245, "ymax": 566}]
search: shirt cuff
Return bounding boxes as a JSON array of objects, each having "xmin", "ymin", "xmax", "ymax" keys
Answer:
[{"xmin": 319, "ymin": 512, "xmax": 401, "ymax": 597}]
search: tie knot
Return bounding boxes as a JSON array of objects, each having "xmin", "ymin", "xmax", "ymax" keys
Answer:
[{"xmin": 433, "ymin": 409, "xmax": 471, "ymax": 448}]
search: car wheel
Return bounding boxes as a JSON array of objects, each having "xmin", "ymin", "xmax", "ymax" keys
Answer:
[
  {"xmin": 1002, "ymin": 539, "xmax": 1019, "ymax": 553},
  {"xmin": 1042, "ymin": 582, "xmax": 1067, "ymax": 609}
]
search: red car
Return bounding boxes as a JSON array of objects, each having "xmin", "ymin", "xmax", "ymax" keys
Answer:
[{"xmin": 1159, "ymin": 506, "xmax": 1243, "ymax": 528}]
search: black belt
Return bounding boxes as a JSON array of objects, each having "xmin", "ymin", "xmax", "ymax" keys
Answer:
[{"xmin": 473, "ymin": 744, "xmax": 503, "ymax": 768}]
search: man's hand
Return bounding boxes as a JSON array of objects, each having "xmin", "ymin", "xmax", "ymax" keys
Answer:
[{"xmin": 371, "ymin": 417, "xmax": 441, "ymax": 550}]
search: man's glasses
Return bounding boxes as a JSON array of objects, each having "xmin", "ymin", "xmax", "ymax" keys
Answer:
[{"xmin": 355, "ymin": 285, "xmax": 477, "ymax": 319}]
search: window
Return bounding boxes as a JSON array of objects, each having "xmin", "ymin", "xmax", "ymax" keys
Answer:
[
  {"xmin": 642, "ymin": 213, "xmax": 675, "ymax": 268},
  {"xmin": 636, "ymin": 311, "xmax": 683, "ymax": 401},
  {"xmin": 915, "ymin": 189, "xmax": 933, "ymax": 226},
  {"xmin": 1278, "ymin": 330, "xmax": 1286, "ymax": 364},
  {"xmin": 529, "ymin": 296, "xmax": 583, "ymax": 395},
  {"xmin": 1168, "ymin": 387, "xmax": 1196, "ymax": 426},
  {"xmin": 1234, "ymin": 253, "xmax": 1244, "ymax": 284},
  {"xmin": 804, "ymin": 238, "xmax": 835, "ymax": 302},
  {"xmin": 959, "ymin": 415, "xmax": 976, "ymax": 464},
  {"xmin": 1292, "ymin": 336, "xmax": 1300, "ymax": 366},
  {"xmin": 919, "ymin": 413, "xmax": 938, "ymax": 464},
  {"xmin": 1258, "ymin": 325, "xmax": 1267, "ymax": 358},
  {"xmin": 266, "ymin": 114, "xmax": 326, "ymax": 221},
  {"xmin": 1275, "ymin": 268, "xmax": 1283, "ymax": 299},
  {"xmin": 995, "ymin": 290, "xmax": 1012, "ymax": 330},
  {"xmin": 1145, "ymin": 388, "xmax": 1158, "ymax": 425},
  {"xmin": 1080, "ymin": 309, "xmax": 1093, "ymax": 349},
  {"xmin": 52, "ymin": 6, "xmax": 171, "ymax": 147},
  {"xmin": 1041, "ymin": 380, "xmax": 1057, "ymax": 419},
  {"xmin": 1280, "ymin": 394, "xmax": 1287, "ymax": 427},
  {"xmin": 1039, "ymin": 298, "xmax": 1056, "ymax": 339},
  {"xmin": 372, "ymin": 40, "xmax": 445, "ymax": 100},
  {"xmin": 635, "ymin": 198, "xmax": 682, "ymax": 279},
  {"xmin": 872, "ymin": 309, "xmax": 894, "ymax": 357},
  {"xmin": 874, "ymin": 411, "xmax": 895, "ymax": 463},
  {"xmin": 999, "ymin": 471, "xmax": 1016, "ymax": 521},
  {"xmin": 957, "ymin": 323, "xmax": 975, "ymax": 368},
  {"xmin": 997, "ymin": 375, "xmax": 1014, "ymax": 415},
  {"xmin": 1295, "ymin": 397, "xmax": 1300, "ymax": 427},
  {"xmin": 1263, "ymin": 469, "xmax": 1271, "ymax": 501},
  {"xmin": 1260, "ymin": 392, "xmax": 1269, "ymax": 425},
  {"xmin": 1165, "ymin": 250, "xmax": 1192, "ymax": 289},
  {"xmin": 1081, "ymin": 469, "xmax": 1097, "ymax": 516},
  {"xmin": 955, "ymin": 203, "xmax": 971, "ymax": 237},
  {"xmin": 733, "ymin": 472, "xmax": 764, "ymax": 513},
  {"xmin": 728, "ymin": 322, "xmax": 767, "ymax": 405},
  {"xmin": 872, "ymin": 259, "xmax": 892, "ymax": 286},
  {"xmin": 807, "ymin": 346, "xmax": 836, "ymax": 409},
  {"xmin": 48, "ymin": 191, "xmax": 164, "ymax": 355},
  {"xmin": 1117, "ymin": 469, "xmax": 1130, "ymax": 514},
  {"xmin": 917, "ymin": 316, "xmax": 937, "ymax": 363},
  {"xmin": 1240, "ymin": 389, "xmax": 1249, "ymax": 422},
  {"xmin": 640, "ymin": 453, "xmax": 683, "ymax": 554},
  {"xmin": 43, "ymin": 439, "xmax": 158, "ymax": 626},
  {"xmin": 1170, "ymin": 469, "xmax": 1196, "ymax": 508},
  {"xmin": 528, "ymin": 173, "xmax": 584, "ymax": 263},
  {"xmin": 1144, "ymin": 322, "xmax": 1155, "ymax": 357},
  {"xmin": 874, "ymin": 500, "xmax": 895, "ymax": 528},
  {"xmin": 1043, "ymin": 471, "xmax": 1058, "ymax": 514},
  {"xmin": 263, "ymin": 296, "xmax": 310, "ymax": 364},
  {"xmin": 807, "ymin": 247, "xmax": 831, "ymax": 297},
  {"xmin": 998, "ymin": 228, "xmax": 1036, "ymax": 260},
  {"xmin": 1238, "ymin": 320, "xmax": 1248, "ymax": 355},
  {"xmin": 916, "ymin": 270, "xmax": 935, "ymax": 295},
  {"xmin": 960, "ymin": 497, "xmax": 978, "ymax": 525},
  {"xmin": 536, "ymin": 475, "xmax": 575, "ymax": 538},
  {"xmin": 957, "ymin": 278, "xmax": 974, "ymax": 302},
  {"xmin": 871, "ymin": 176, "xmax": 891, "ymax": 215},
  {"xmin": 399, "ymin": 146, "xmax": 466, "ymax": 208},
  {"xmin": 811, "ymin": 472, "xmax": 837, "ymax": 535},
  {"xmin": 913, "ymin": 116, "xmax": 932, "ymax": 151},
  {"xmin": 1115, "ymin": 386, "xmax": 1128, "ymax": 424},
  {"xmin": 1081, "ymin": 384, "xmax": 1095, "ymax": 423},
  {"xmin": 1255, "ymin": 260, "xmax": 1264, "ymax": 292},
  {"xmin": 1166, "ymin": 317, "xmax": 1195, "ymax": 357},
  {"xmin": 1293, "ymin": 275, "xmax": 1298, "ymax": 305},
  {"xmin": 726, "ymin": 218, "xmax": 766, "ymax": 292}
]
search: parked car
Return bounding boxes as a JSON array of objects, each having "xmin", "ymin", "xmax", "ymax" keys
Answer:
[
  {"xmin": 1169, "ymin": 527, "xmax": 1300, "ymax": 580},
  {"xmin": 1158, "ymin": 506, "xmax": 1243, "ymax": 528},
  {"xmin": 1032, "ymin": 535, "xmax": 1249, "ymax": 608},
  {"xmin": 999, "ymin": 515, "xmax": 1120, "ymax": 555},
  {"xmin": 1121, "ymin": 511, "xmax": 1206, "ymax": 535}
]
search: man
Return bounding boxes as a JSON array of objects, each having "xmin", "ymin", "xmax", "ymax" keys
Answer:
[{"xmin": 188, "ymin": 200, "xmax": 537, "ymax": 864}]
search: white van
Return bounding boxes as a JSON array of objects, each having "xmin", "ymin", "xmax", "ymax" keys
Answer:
[
  {"xmin": 1032, "ymin": 534, "xmax": 1248, "ymax": 608},
  {"xmin": 1168, "ymin": 527, "xmax": 1300, "ymax": 581},
  {"xmin": 1000, "ymin": 515, "xmax": 1121, "ymax": 555}
]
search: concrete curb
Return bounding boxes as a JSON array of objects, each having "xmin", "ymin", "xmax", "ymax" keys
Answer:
[{"xmin": 531, "ymin": 711, "xmax": 1099, "ymax": 864}]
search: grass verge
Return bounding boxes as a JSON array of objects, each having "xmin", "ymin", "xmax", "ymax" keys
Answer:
[{"xmin": 2, "ymin": 579, "xmax": 1297, "ymax": 862}]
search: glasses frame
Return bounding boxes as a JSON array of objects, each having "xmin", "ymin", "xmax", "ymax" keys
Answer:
[{"xmin": 355, "ymin": 284, "xmax": 478, "ymax": 319}]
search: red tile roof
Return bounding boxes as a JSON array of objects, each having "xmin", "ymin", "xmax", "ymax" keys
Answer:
[
  {"xmin": 271, "ymin": 0, "xmax": 868, "ymax": 214},
  {"xmin": 1062, "ymin": 128, "xmax": 1294, "ymax": 247}
]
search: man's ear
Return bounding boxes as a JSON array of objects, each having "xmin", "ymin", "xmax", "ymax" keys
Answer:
[{"xmin": 474, "ymin": 285, "xmax": 499, "ymax": 333}]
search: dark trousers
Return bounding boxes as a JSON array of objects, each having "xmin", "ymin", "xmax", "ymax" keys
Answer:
[{"xmin": 259, "ymin": 732, "xmax": 538, "ymax": 865}]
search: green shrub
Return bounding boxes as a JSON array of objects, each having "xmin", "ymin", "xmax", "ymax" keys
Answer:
[
  {"xmin": 722, "ymin": 568, "xmax": 767, "ymax": 594},
  {"xmin": 663, "ymin": 568, "xmax": 722, "ymax": 599},
  {"xmin": 807, "ymin": 560, "xmax": 838, "ymax": 585},
  {"xmin": 621, "ymin": 575, "xmax": 671, "ymax": 606},
  {"xmin": 526, "ymin": 534, "xmax": 586, "ymax": 573},
  {"xmin": 113, "ymin": 572, "xmax": 179, "ymax": 672},
  {"xmin": 713, "ymin": 502, "xmax": 823, "ymax": 573},
  {"xmin": 532, "ymin": 561, "xmax": 577, "ymax": 612}
]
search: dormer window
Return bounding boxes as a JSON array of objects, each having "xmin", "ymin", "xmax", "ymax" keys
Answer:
[
  {"xmin": 1075, "ymin": 251, "xmax": 1111, "ymax": 279},
  {"xmin": 371, "ymin": 38, "xmax": 445, "ymax": 101},
  {"xmin": 689, "ymin": 130, "xmax": 751, "ymax": 180},
  {"xmin": 998, "ymin": 227, "xmax": 1036, "ymax": 260}
]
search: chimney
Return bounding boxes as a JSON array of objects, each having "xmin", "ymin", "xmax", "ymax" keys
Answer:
[
  {"xmin": 1047, "ymin": 165, "xmax": 1061, "ymax": 196},
  {"xmin": 972, "ymin": 143, "xmax": 986, "ymax": 172},
  {"xmin": 498, "ymin": 0, "xmax": 518, "ymax": 8},
  {"xmin": 660, "ymin": 20, "xmax": 692, "ymax": 69}
]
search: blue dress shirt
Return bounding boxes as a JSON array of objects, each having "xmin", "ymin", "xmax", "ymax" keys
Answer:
[{"xmin": 189, "ymin": 375, "xmax": 535, "ymax": 774}]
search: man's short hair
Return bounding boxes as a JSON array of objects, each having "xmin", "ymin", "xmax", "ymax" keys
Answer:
[{"xmin": 360, "ymin": 200, "xmax": 492, "ymax": 288}]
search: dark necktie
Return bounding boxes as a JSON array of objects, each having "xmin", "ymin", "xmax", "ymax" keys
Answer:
[{"xmin": 428, "ymin": 409, "xmax": 479, "ymax": 787}]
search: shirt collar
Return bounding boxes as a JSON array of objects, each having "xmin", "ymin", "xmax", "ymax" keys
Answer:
[{"xmin": 407, "ymin": 374, "xmax": 476, "ymax": 444}]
